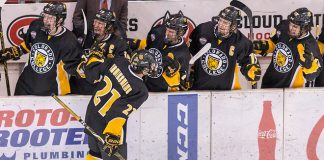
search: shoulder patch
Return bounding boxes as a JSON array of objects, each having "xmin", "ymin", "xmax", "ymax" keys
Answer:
[
  {"xmin": 31, "ymin": 31, "xmax": 37, "ymax": 39},
  {"xmin": 150, "ymin": 34, "xmax": 156, "ymax": 41},
  {"xmin": 199, "ymin": 37, "xmax": 207, "ymax": 45}
]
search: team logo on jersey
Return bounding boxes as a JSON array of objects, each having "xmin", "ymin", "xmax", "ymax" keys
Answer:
[
  {"xmin": 148, "ymin": 48, "xmax": 163, "ymax": 78},
  {"xmin": 273, "ymin": 42, "xmax": 294, "ymax": 73},
  {"xmin": 201, "ymin": 48, "xmax": 228, "ymax": 76},
  {"xmin": 30, "ymin": 43, "xmax": 55, "ymax": 74},
  {"xmin": 152, "ymin": 10, "xmax": 196, "ymax": 43},
  {"xmin": 7, "ymin": 15, "xmax": 41, "ymax": 46},
  {"xmin": 199, "ymin": 37, "xmax": 207, "ymax": 45}
]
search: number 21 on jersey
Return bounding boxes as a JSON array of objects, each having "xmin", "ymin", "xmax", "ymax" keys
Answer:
[{"xmin": 93, "ymin": 76, "xmax": 121, "ymax": 117}]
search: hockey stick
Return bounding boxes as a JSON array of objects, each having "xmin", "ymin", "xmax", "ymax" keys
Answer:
[
  {"xmin": 186, "ymin": 43, "xmax": 211, "ymax": 82},
  {"xmin": 0, "ymin": 0, "xmax": 11, "ymax": 95},
  {"xmin": 81, "ymin": 9, "xmax": 87, "ymax": 47},
  {"xmin": 51, "ymin": 94, "xmax": 125, "ymax": 160},
  {"xmin": 230, "ymin": 0, "xmax": 258, "ymax": 89}
]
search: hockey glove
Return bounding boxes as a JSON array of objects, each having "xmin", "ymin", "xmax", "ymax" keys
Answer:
[
  {"xmin": 102, "ymin": 133, "xmax": 120, "ymax": 157},
  {"xmin": 0, "ymin": 46, "xmax": 22, "ymax": 63},
  {"xmin": 76, "ymin": 54, "xmax": 88, "ymax": 78},
  {"xmin": 179, "ymin": 71, "xmax": 193, "ymax": 91},
  {"xmin": 163, "ymin": 52, "xmax": 180, "ymax": 77},
  {"xmin": 297, "ymin": 43, "xmax": 314, "ymax": 69},
  {"xmin": 253, "ymin": 40, "xmax": 269, "ymax": 57},
  {"xmin": 246, "ymin": 64, "xmax": 261, "ymax": 81}
]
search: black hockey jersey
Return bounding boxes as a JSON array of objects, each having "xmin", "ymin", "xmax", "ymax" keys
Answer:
[
  {"xmin": 315, "ymin": 25, "xmax": 324, "ymax": 87},
  {"xmin": 84, "ymin": 56, "xmax": 148, "ymax": 143},
  {"xmin": 70, "ymin": 33, "xmax": 128, "ymax": 95},
  {"xmin": 189, "ymin": 21, "xmax": 255, "ymax": 90},
  {"xmin": 261, "ymin": 20, "xmax": 323, "ymax": 88},
  {"xmin": 14, "ymin": 18, "xmax": 82, "ymax": 96},
  {"xmin": 144, "ymin": 25, "xmax": 191, "ymax": 92}
]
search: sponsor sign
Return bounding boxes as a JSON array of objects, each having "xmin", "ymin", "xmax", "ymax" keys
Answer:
[{"xmin": 168, "ymin": 94, "xmax": 198, "ymax": 160}]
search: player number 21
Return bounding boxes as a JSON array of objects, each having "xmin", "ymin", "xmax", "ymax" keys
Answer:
[{"xmin": 93, "ymin": 76, "xmax": 121, "ymax": 117}]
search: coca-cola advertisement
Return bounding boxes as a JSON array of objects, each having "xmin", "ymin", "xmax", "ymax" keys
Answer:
[{"xmin": 258, "ymin": 101, "xmax": 276, "ymax": 160}]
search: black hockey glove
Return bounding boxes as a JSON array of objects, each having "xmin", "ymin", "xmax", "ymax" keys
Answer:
[
  {"xmin": 253, "ymin": 40, "xmax": 269, "ymax": 57},
  {"xmin": 0, "ymin": 46, "xmax": 22, "ymax": 63},
  {"xmin": 163, "ymin": 53, "xmax": 180, "ymax": 77},
  {"xmin": 179, "ymin": 71, "xmax": 193, "ymax": 91},
  {"xmin": 102, "ymin": 133, "xmax": 120, "ymax": 157},
  {"xmin": 246, "ymin": 64, "xmax": 261, "ymax": 81}
]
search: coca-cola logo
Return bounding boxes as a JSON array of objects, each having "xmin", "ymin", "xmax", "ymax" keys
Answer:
[
  {"xmin": 258, "ymin": 129, "xmax": 277, "ymax": 139},
  {"xmin": 151, "ymin": 10, "xmax": 196, "ymax": 43},
  {"xmin": 6, "ymin": 15, "xmax": 41, "ymax": 46},
  {"xmin": 307, "ymin": 115, "xmax": 324, "ymax": 160}
]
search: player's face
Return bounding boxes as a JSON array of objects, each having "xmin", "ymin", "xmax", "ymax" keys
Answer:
[
  {"xmin": 165, "ymin": 27, "xmax": 178, "ymax": 44},
  {"xmin": 143, "ymin": 62, "xmax": 158, "ymax": 76},
  {"xmin": 217, "ymin": 17, "xmax": 232, "ymax": 38},
  {"xmin": 93, "ymin": 19, "xmax": 106, "ymax": 36},
  {"xmin": 42, "ymin": 13, "xmax": 57, "ymax": 33},
  {"xmin": 288, "ymin": 22, "xmax": 301, "ymax": 38}
]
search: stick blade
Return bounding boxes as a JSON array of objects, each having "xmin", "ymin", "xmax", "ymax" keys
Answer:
[
  {"xmin": 230, "ymin": 0, "xmax": 252, "ymax": 17},
  {"xmin": 189, "ymin": 43, "xmax": 211, "ymax": 65}
]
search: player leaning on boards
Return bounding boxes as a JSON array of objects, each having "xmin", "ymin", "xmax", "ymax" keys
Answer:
[
  {"xmin": 70, "ymin": 9, "xmax": 129, "ymax": 95},
  {"xmin": 253, "ymin": 7, "xmax": 323, "ymax": 88},
  {"xmin": 129, "ymin": 12, "xmax": 191, "ymax": 92},
  {"xmin": 77, "ymin": 48, "xmax": 157, "ymax": 159},
  {"xmin": 0, "ymin": 2, "xmax": 82, "ymax": 96},
  {"xmin": 189, "ymin": 6, "xmax": 261, "ymax": 90}
]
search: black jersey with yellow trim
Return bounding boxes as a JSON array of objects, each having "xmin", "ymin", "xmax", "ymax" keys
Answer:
[
  {"xmin": 14, "ymin": 18, "xmax": 82, "ymax": 96},
  {"xmin": 84, "ymin": 56, "xmax": 148, "ymax": 142},
  {"xmin": 262, "ymin": 20, "xmax": 323, "ymax": 88},
  {"xmin": 70, "ymin": 33, "xmax": 128, "ymax": 95},
  {"xmin": 315, "ymin": 25, "xmax": 324, "ymax": 87},
  {"xmin": 144, "ymin": 25, "xmax": 190, "ymax": 92},
  {"xmin": 84, "ymin": 33, "xmax": 128, "ymax": 58},
  {"xmin": 189, "ymin": 21, "xmax": 254, "ymax": 90}
]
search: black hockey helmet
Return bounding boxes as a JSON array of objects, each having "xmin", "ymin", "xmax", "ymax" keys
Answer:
[
  {"xmin": 288, "ymin": 7, "xmax": 313, "ymax": 29},
  {"xmin": 94, "ymin": 9, "xmax": 116, "ymax": 31},
  {"xmin": 165, "ymin": 13, "xmax": 188, "ymax": 36},
  {"xmin": 42, "ymin": 2, "xmax": 67, "ymax": 22},
  {"xmin": 130, "ymin": 50, "xmax": 158, "ymax": 76},
  {"xmin": 218, "ymin": 6, "xmax": 241, "ymax": 25}
]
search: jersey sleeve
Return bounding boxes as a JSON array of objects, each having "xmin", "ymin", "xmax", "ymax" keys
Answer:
[
  {"xmin": 301, "ymin": 38, "xmax": 323, "ymax": 81},
  {"xmin": 19, "ymin": 18, "xmax": 44, "ymax": 53},
  {"xmin": 114, "ymin": 38, "xmax": 128, "ymax": 58},
  {"xmin": 61, "ymin": 32, "xmax": 84, "ymax": 75},
  {"xmin": 237, "ymin": 37, "xmax": 259, "ymax": 78},
  {"xmin": 189, "ymin": 25, "xmax": 202, "ymax": 56},
  {"xmin": 84, "ymin": 57, "xmax": 113, "ymax": 84}
]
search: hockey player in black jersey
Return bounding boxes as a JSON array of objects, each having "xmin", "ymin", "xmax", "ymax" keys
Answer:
[
  {"xmin": 79, "ymin": 49, "xmax": 157, "ymax": 160},
  {"xmin": 189, "ymin": 7, "xmax": 261, "ymax": 90},
  {"xmin": 254, "ymin": 8, "xmax": 322, "ymax": 88},
  {"xmin": 0, "ymin": 2, "xmax": 82, "ymax": 96},
  {"xmin": 143, "ymin": 13, "xmax": 191, "ymax": 91},
  {"xmin": 71, "ymin": 9, "xmax": 129, "ymax": 95},
  {"xmin": 314, "ymin": 20, "xmax": 324, "ymax": 87}
]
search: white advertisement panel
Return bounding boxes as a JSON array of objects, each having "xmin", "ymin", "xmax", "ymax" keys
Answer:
[
  {"xmin": 211, "ymin": 89, "xmax": 284, "ymax": 160},
  {"xmin": 284, "ymin": 89, "xmax": 324, "ymax": 160},
  {"xmin": 0, "ymin": 96, "xmax": 90, "ymax": 160}
]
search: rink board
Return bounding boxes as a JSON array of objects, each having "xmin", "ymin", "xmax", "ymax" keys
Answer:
[{"xmin": 1, "ymin": 89, "xmax": 324, "ymax": 159}]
